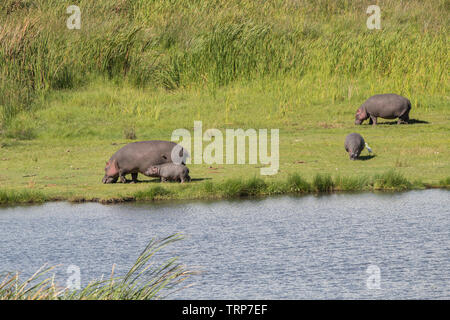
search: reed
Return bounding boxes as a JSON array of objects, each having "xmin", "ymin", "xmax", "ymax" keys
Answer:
[{"xmin": 0, "ymin": 234, "xmax": 197, "ymax": 300}]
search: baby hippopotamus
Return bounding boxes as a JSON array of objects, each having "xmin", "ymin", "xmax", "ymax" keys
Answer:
[
  {"xmin": 345, "ymin": 133, "xmax": 366, "ymax": 160},
  {"xmin": 145, "ymin": 163, "xmax": 191, "ymax": 183}
]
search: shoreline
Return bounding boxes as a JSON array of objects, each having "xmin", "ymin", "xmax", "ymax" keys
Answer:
[{"xmin": 1, "ymin": 172, "xmax": 448, "ymax": 206}]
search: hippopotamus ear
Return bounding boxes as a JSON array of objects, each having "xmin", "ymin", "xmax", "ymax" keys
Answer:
[{"xmin": 106, "ymin": 159, "xmax": 119, "ymax": 176}]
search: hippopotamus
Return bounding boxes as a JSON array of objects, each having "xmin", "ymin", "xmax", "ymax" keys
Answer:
[
  {"xmin": 345, "ymin": 133, "xmax": 365, "ymax": 160},
  {"xmin": 102, "ymin": 140, "xmax": 188, "ymax": 183},
  {"xmin": 145, "ymin": 163, "xmax": 191, "ymax": 183},
  {"xmin": 355, "ymin": 94, "xmax": 411, "ymax": 125}
]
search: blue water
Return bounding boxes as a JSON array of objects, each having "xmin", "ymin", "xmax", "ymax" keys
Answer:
[{"xmin": 0, "ymin": 189, "xmax": 449, "ymax": 299}]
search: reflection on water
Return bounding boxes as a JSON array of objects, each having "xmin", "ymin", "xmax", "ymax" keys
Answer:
[{"xmin": 0, "ymin": 190, "xmax": 449, "ymax": 299}]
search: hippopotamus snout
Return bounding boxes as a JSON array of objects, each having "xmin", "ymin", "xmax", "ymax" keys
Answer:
[{"xmin": 102, "ymin": 175, "xmax": 118, "ymax": 184}]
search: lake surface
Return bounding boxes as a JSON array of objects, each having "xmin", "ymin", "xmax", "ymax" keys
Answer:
[{"xmin": 0, "ymin": 190, "xmax": 449, "ymax": 299}]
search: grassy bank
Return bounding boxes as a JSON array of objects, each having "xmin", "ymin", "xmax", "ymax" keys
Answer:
[
  {"xmin": 0, "ymin": 1, "xmax": 449, "ymax": 204},
  {"xmin": 1, "ymin": 171, "xmax": 448, "ymax": 205},
  {"xmin": 0, "ymin": 234, "xmax": 196, "ymax": 299}
]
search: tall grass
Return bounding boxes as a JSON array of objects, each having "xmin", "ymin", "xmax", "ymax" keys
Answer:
[
  {"xmin": 0, "ymin": 170, "xmax": 431, "ymax": 205},
  {"xmin": 286, "ymin": 173, "xmax": 311, "ymax": 193},
  {"xmin": 334, "ymin": 175, "xmax": 370, "ymax": 191},
  {"xmin": 372, "ymin": 169, "xmax": 412, "ymax": 190},
  {"xmin": 1, "ymin": 0, "xmax": 448, "ymax": 130},
  {"xmin": 0, "ymin": 189, "xmax": 48, "ymax": 204},
  {"xmin": 439, "ymin": 177, "xmax": 450, "ymax": 188},
  {"xmin": 124, "ymin": 170, "xmax": 419, "ymax": 203},
  {"xmin": 0, "ymin": 234, "xmax": 197, "ymax": 300},
  {"xmin": 133, "ymin": 185, "xmax": 171, "ymax": 201},
  {"xmin": 312, "ymin": 174, "xmax": 334, "ymax": 192}
]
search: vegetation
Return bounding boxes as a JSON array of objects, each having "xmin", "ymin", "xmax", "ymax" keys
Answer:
[
  {"xmin": 0, "ymin": 234, "xmax": 197, "ymax": 300},
  {"xmin": 0, "ymin": 0, "xmax": 448, "ymax": 204},
  {"xmin": 0, "ymin": 188, "xmax": 48, "ymax": 204}
]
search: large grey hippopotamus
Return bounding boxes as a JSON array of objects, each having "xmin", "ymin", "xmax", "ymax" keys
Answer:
[
  {"xmin": 355, "ymin": 94, "xmax": 411, "ymax": 125},
  {"xmin": 102, "ymin": 140, "xmax": 188, "ymax": 183},
  {"xmin": 345, "ymin": 133, "xmax": 365, "ymax": 160}
]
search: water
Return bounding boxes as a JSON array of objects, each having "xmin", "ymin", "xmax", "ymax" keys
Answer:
[{"xmin": 0, "ymin": 190, "xmax": 449, "ymax": 299}]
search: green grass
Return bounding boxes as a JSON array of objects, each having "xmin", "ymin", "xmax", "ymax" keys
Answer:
[
  {"xmin": 0, "ymin": 189, "xmax": 48, "ymax": 204},
  {"xmin": 0, "ymin": 0, "xmax": 448, "ymax": 204},
  {"xmin": 439, "ymin": 177, "xmax": 450, "ymax": 187},
  {"xmin": 286, "ymin": 173, "xmax": 311, "ymax": 193},
  {"xmin": 373, "ymin": 169, "xmax": 412, "ymax": 190},
  {"xmin": 0, "ymin": 234, "xmax": 197, "ymax": 300}
]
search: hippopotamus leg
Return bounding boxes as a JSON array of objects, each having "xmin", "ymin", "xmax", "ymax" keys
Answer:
[
  {"xmin": 398, "ymin": 112, "xmax": 409, "ymax": 124},
  {"xmin": 131, "ymin": 172, "xmax": 138, "ymax": 183},
  {"xmin": 180, "ymin": 175, "xmax": 191, "ymax": 183},
  {"xmin": 369, "ymin": 115, "xmax": 377, "ymax": 125},
  {"xmin": 119, "ymin": 169, "xmax": 127, "ymax": 183}
]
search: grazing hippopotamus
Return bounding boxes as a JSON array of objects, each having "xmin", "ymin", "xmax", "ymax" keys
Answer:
[
  {"xmin": 145, "ymin": 163, "xmax": 191, "ymax": 183},
  {"xmin": 102, "ymin": 140, "xmax": 188, "ymax": 184},
  {"xmin": 355, "ymin": 94, "xmax": 411, "ymax": 125},
  {"xmin": 345, "ymin": 133, "xmax": 365, "ymax": 160}
]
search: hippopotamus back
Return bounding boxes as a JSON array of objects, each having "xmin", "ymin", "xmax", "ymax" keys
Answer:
[{"xmin": 345, "ymin": 133, "xmax": 365, "ymax": 160}]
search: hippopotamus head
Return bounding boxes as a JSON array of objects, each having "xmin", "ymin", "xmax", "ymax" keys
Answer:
[
  {"xmin": 102, "ymin": 160, "xmax": 119, "ymax": 184},
  {"xmin": 355, "ymin": 106, "xmax": 368, "ymax": 125},
  {"xmin": 349, "ymin": 152, "xmax": 358, "ymax": 160},
  {"xmin": 145, "ymin": 166, "xmax": 160, "ymax": 177}
]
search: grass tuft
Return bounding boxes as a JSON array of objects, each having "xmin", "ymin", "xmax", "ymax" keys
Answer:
[
  {"xmin": 334, "ymin": 175, "xmax": 369, "ymax": 191},
  {"xmin": 312, "ymin": 174, "xmax": 334, "ymax": 192},
  {"xmin": 372, "ymin": 170, "xmax": 411, "ymax": 190},
  {"xmin": 0, "ymin": 189, "xmax": 47, "ymax": 204},
  {"xmin": 439, "ymin": 177, "xmax": 450, "ymax": 188},
  {"xmin": 123, "ymin": 125, "xmax": 137, "ymax": 140},
  {"xmin": 286, "ymin": 173, "xmax": 311, "ymax": 193},
  {"xmin": 133, "ymin": 185, "xmax": 171, "ymax": 201}
]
